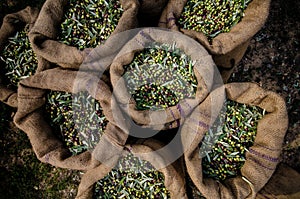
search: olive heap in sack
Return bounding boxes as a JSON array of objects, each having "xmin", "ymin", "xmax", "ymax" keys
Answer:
[
  {"xmin": 94, "ymin": 152, "xmax": 170, "ymax": 198},
  {"xmin": 123, "ymin": 42, "xmax": 197, "ymax": 110},
  {"xmin": 0, "ymin": 26, "xmax": 38, "ymax": 88},
  {"xmin": 178, "ymin": 0, "xmax": 252, "ymax": 41},
  {"xmin": 45, "ymin": 91, "xmax": 108, "ymax": 155},
  {"xmin": 59, "ymin": 0, "xmax": 123, "ymax": 49},
  {"xmin": 46, "ymin": 0, "xmax": 122, "ymax": 154},
  {"xmin": 199, "ymin": 100, "xmax": 265, "ymax": 181}
]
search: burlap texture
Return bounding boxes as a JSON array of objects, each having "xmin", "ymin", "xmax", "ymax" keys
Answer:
[
  {"xmin": 256, "ymin": 163, "xmax": 300, "ymax": 199},
  {"xmin": 28, "ymin": 0, "xmax": 139, "ymax": 69},
  {"xmin": 76, "ymin": 139, "xmax": 188, "ymax": 199},
  {"xmin": 110, "ymin": 28, "xmax": 217, "ymax": 130},
  {"xmin": 159, "ymin": 0, "xmax": 271, "ymax": 82},
  {"xmin": 181, "ymin": 82, "xmax": 288, "ymax": 199},
  {"xmin": 0, "ymin": 6, "xmax": 40, "ymax": 108},
  {"xmin": 13, "ymin": 67, "xmax": 129, "ymax": 170}
]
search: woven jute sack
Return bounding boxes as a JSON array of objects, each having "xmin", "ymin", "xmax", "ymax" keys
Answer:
[
  {"xmin": 159, "ymin": 0, "xmax": 271, "ymax": 82},
  {"xmin": 181, "ymin": 82, "xmax": 288, "ymax": 199},
  {"xmin": 256, "ymin": 163, "xmax": 300, "ymax": 199},
  {"xmin": 13, "ymin": 67, "xmax": 129, "ymax": 170},
  {"xmin": 0, "ymin": 6, "xmax": 39, "ymax": 108},
  {"xmin": 110, "ymin": 28, "xmax": 217, "ymax": 131},
  {"xmin": 75, "ymin": 139, "xmax": 188, "ymax": 199},
  {"xmin": 28, "ymin": 0, "xmax": 139, "ymax": 69}
]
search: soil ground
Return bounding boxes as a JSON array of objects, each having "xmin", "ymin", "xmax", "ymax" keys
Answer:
[{"xmin": 0, "ymin": 0, "xmax": 299, "ymax": 198}]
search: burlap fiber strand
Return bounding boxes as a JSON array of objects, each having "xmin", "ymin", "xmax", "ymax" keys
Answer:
[
  {"xmin": 28, "ymin": 0, "xmax": 139, "ymax": 69},
  {"xmin": 158, "ymin": 0, "xmax": 271, "ymax": 82},
  {"xmin": 181, "ymin": 82, "xmax": 288, "ymax": 199},
  {"xmin": 13, "ymin": 67, "xmax": 129, "ymax": 170},
  {"xmin": 110, "ymin": 28, "xmax": 216, "ymax": 130},
  {"xmin": 0, "ymin": 6, "xmax": 40, "ymax": 108},
  {"xmin": 256, "ymin": 163, "xmax": 300, "ymax": 199},
  {"xmin": 75, "ymin": 139, "xmax": 188, "ymax": 199}
]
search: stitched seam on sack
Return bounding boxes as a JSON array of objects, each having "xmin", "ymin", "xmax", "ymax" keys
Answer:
[
  {"xmin": 183, "ymin": 99, "xmax": 193, "ymax": 111},
  {"xmin": 134, "ymin": 38, "xmax": 145, "ymax": 47},
  {"xmin": 167, "ymin": 17, "xmax": 176, "ymax": 22},
  {"xmin": 169, "ymin": 108, "xmax": 177, "ymax": 121},
  {"xmin": 177, "ymin": 104, "xmax": 185, "ymax": 117},
  {"xmin": 166, "ymin": 17, "xmax": 177, "ymax": 29},
  {"xmin": 247, "ymin": 156, "xmax": 275, "ymax": 171},
  {"xmin": 139, "ymin": 29, "xmax": 154, "ymax": 43},
  {"xmin": 189, "ymin": 117, "xmax": 209, "ymax": 129},
  {"xmin": 249, "ymin": 148, "xmax": 279, "ymax": 162}
]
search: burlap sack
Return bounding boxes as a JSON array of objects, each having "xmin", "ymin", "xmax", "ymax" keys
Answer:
[
  {"xmin": 256, "ymin": 163, "xmax": 300, "ymax": 199},
  {"xmin": 28, "ymin": 0, "xmax": 139, "ymax": 69},
  {"xmin": 0, "ymin": 6, "xmax": 39, "ymax": 108},
  {"xmin": 181, "ymin": 82, "xmax": 288, "ymax": 199},
  {"xmin": 159, "ymin": 0, "xmax": 271, "ymax": 82},
  {"xmin": 13, "ymin": 67, "xmax": 130, "ymax": 170},
  {"xmin": 76, "ymin": 139, "xmax": 188, "ymax": 199},
  {"xmin": 110, "ymin": 28, "xmax": 217, "ymax": 130}
]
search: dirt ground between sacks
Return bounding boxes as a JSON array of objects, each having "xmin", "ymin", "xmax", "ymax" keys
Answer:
[{"xmin": 0, "ymin": 0, "xmax": 299, "ymax": 198}]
